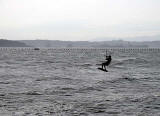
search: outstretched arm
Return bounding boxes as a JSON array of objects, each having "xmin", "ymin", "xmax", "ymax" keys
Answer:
[{"xmin": 106, "ymin": 56, "xmax": 109, "ymax": 60}]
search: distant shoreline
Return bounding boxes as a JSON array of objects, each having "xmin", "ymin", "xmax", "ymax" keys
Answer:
[{"xmin": 1, "ymin": 39, "xmax": 160, "ymax": 48}]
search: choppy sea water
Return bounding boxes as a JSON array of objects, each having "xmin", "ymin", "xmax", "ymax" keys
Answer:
[{"xmin": 0, "ymin": 48, "xmax": 160, "ymax": 116}]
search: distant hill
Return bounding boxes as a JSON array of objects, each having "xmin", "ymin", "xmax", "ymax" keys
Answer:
[
  {"xmin": 0, "ymin": 39, "xmax": 29, "ymax": 47},
  {"xmin": 20, "ymin": 40, "xmax": 160, "ymax": 48},
  {"xmin": 1, "ymin": 39, "xmax": 159, "ymax": 48},
  {"xmin": 20, "ymin": 40, "xmax": 92, "ymax": 48}
]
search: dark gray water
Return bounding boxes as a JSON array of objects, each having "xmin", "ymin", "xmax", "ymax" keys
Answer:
[{"xmin": 0, "ymin": 48, "xmax": 160, "ymax": 116}]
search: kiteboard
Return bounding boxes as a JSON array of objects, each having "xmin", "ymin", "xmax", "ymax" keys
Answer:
[{"xmin": 97, "ymin": 67, "xmax": 108, "ymax": 72}]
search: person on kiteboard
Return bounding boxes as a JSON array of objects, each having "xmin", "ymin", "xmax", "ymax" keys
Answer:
[{"xmin": 102, "ymin": 55, "xmax": 112, "ymax": 70}]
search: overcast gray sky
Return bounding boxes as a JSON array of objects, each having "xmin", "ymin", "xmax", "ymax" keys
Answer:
[{"xmin": 0, "ymin": 0, "xmax": 160, "ymax": 41}]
